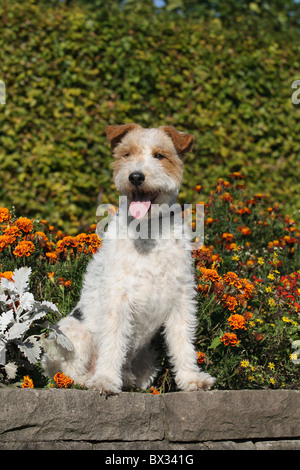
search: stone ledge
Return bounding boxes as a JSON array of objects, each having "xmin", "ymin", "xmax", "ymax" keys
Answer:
[
  {"xmin": 0, "ymin": 389, "xmax": 299, "ymax": 449},
  {"xmin": 1, "ymin": 439, "xmax": 300, "ymax": 450}
]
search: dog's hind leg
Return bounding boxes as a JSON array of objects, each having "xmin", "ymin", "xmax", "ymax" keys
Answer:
[{"xmin": 42, "ymin": 316, "xmax": 95, "ymax": 386}]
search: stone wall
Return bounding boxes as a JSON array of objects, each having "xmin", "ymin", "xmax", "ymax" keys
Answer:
[{"xmin": 1, "ymin": 389, "xmax": 300, "ymax": 450}]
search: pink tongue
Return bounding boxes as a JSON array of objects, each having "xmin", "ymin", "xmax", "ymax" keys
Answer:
[{"xmin": 129, "ymin": 200, "xmax": 151, "ymax": 219}]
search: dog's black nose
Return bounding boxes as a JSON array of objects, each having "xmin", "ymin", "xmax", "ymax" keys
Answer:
[{"xmin": 129, "ymin": 171, "xmax": 145, "ymax": 187}]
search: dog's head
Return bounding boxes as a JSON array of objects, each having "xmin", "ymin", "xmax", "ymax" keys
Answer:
[{"xmin": 107, "ymin": 123, "xmax": 194, "ymax": 219}]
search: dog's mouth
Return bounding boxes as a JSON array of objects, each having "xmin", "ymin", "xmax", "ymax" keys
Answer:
[{"xmin": 129, "ymin": 190, "xmax": 159, "ymax": 219}]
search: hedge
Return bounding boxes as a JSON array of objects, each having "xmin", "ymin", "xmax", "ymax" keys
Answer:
[{"xmin": 0, "ymin": 0, "xmax": 300, "ymax": 233}]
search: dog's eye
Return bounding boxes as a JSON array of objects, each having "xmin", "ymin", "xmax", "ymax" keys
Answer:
[
  {"xmin": 124, "ymin": 153, "xmax": 131, "ymax": 157},
  {"xmin": 154, "ymin": 153, "xmax": 165, "ymax": 160}
]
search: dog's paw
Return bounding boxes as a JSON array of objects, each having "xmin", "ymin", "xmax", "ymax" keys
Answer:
[
  {"xmin": 86, "ymin": 375, "xmax": 121, "ymax": 396},
  {"xmin": 177, "ymin": 371, "xmax": 216, "ymax": 391}
]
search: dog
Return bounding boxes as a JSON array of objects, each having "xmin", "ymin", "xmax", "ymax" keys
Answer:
[{"xmin": 42, "ymin": 124, "xmax": 215, "ymax": 394}]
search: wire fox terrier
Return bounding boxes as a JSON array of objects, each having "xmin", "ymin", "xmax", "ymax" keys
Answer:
[{"xmin": 42, "ymin": 124, "xmax": 215, "ymax": 394}]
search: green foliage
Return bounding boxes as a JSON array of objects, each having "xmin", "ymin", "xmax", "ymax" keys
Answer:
[{"xmin": 0, "ymin": 0, "xmax": 300, "ymax": 234}]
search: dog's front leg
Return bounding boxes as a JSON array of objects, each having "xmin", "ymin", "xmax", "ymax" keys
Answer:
[
  {"xmin": 164, "ymin": 297, "xmax": 215, "ymax": 391},
  {"xmin": 86, "ymin": 307, "xmax": 131, "ymax": 395}
]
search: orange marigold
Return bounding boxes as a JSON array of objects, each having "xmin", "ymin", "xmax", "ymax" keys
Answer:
[
  {"xmin": 238, "ymin": 225, "xmax": 251, "ymax": 236},
  {"xmin": 228, "ymin": 314, "xmax": 247, "ymax": 330},
  {"xmin": 241, "ymin": 278, "xmax": 254, "ymax": 299},
  {"xmin": 254, "ymin": 332, "xmax": 263, "ymax": 342},
  {"xmin": 220, "ymin": 332, "xmax": 239, "ymax": 347},
  {"xmin": 87, "ymin": 234, "xmax": 102, "ymax": 254},
  {"xmin": 75, "ymin": 233, "xmax": 101, "ymax": 254},
  {"xmin": 53, "ymin": 372, "xmax": 74, "ymax": 388},
  {"xmin": 0, "ymin": 235, "xmax": 12, "ymax": 251},
  {"xmin": 222, "ymin": 294, "xmax": 238, "ymax": 312},
  {"xmin": 197, "ymin": 284, "xmax": 209, "ymax": 297},
  {"xmin": 46, "ymin": 252, "xmax": 58, "ymax": 263},
  {"xmin": 222, "ymin": 232, "xmax": 234, "ymax": 242},
  {"xmin": 149, "ymin": 387, "xmax": 160, "ymax": 395},
  {"xmin": 22, "ymin": 375, "xmax": 34, "ymax": 388},
  {"xmin": 34, "ymin": 231, "xmax": 49, "ymax": 243},
  {"xmin": 236, "ymin": 207, "xmax": 251, "ymax": 215},
  {"xmin": 197, "ymin": 351, "xmax": 205, "ymax": 364},
  {"xmin": 0, "ymin": 271, "xmax": 14, "ymax": 281},
  {"xmin": 220, "ymin": 192, "xmax": 233, "ymax": 203},
  {"xmin": 4, "ymin": 225, "xmax": 22, "ymax": 241},
  {"xmin": 243, "ymin": 311, "xmax": 253, "ymax": 321},
  {"xmin": 75, "ymin": 233, "xmax": 89, "ymax": 246},
  {"xmin": 15, "ymin": 217, "xmax": 33, "ymax": 233},
  {"xmin": 13, "ymin": 240, "xmax": 35, "ymax": 257},
  {"xmin": 56, "ymin": 236, "xmax": 77, "ymax": 253},
  {"xmin": 0, "ymin": 207, "xmax": 11, "ymax": 223},
  {"xmin": 199, "ymin": 266, "xmax": 221, "ymax": 282},
  {"xmin": 223, "ymin": 272, "xmax": 243, "ymax": 289}
]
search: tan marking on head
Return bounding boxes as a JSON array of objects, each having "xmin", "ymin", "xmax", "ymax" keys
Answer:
[
  {"xmin": 106, "ymin": 123, "xmax": 141, "ymax": 150},
  {"xmin": 111, "ymin": 133, "xmax": 143, "ymax": 179},
  {"xmin": 109, "ymin": 126, "xmax": 143, "ymax": 179},
  {"xmin": 151, "ymin": 144, "xmax": 183, "ymax": 184},
  {"xmin": 160, "ymin": 125, "xmax": 194, "ymax": 156}
]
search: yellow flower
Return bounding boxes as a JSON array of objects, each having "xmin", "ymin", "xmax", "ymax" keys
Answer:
[
  {"xmin": 282, "ymin": 316, "xmax": 291, "ymax": 323},
  {"xmin": 257, "ymin": 257, "xmax": 264, "ymax": 265},
  {"xmin": 268, "ymin": 298, "xmax": 276, "ymax": 308},
  {"xmin": 268, "ymin": 362, "xmax": 275, "ymax": 370},
  {"xmin": 240, "ymin": 360, "xmax": 249, "ymax": 368},
  {"xmin": 248, "ymin": 376, "xmax": 255, "ymax": 382},
  {"xmin": 267, "ymin": 273, "xmax": 275, "ymax": 280},
  {"xmin": 290, "ymin": 353, "xmax": 298, "ymax": 361},
  {"xmin": 231, "ymin": 255, "xmax": 240, "ymax": 261},
  {"xmin": 265, "ymin": 286, "xmax": 272, "ymax": 293},
  {"xmin": 270, "ymin": 378, "xmax": 275, "ymax": 385}
]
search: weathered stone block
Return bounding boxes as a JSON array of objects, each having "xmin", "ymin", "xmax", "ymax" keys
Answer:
[
  {"xmin": 1, "ymin": 389, "xmax": 299, "ymax": 448},
  {"xmin": 163, "ymin": 390, "xmax": 300, "ymax": 441},
  {"xmin": 0, "ymin": 389, "xmax": 164, "ymax": 442}
]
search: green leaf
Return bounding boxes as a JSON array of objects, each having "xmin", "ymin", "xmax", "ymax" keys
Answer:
[{"xmin": 208, "ymin": 337, "xmax": 221, "ymax": 350}]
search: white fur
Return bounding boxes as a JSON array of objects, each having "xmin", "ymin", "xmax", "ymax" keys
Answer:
[{"xmin": 42, "ymin": 126, "xmax": 215, "ymax": 394}]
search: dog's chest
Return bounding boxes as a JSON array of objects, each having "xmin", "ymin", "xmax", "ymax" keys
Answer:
[{"xmin": 106, "ymin": 237, "xmax": 190, "ymax": 315}]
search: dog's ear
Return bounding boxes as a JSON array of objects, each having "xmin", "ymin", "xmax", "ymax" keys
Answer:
[
  {"xmin": 106, "ymin": 123, "xmax": 140, "ymax": 150},
  {"xmin": 160, "ymin": 126, "xmax": 194, "ymax": 156}
]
